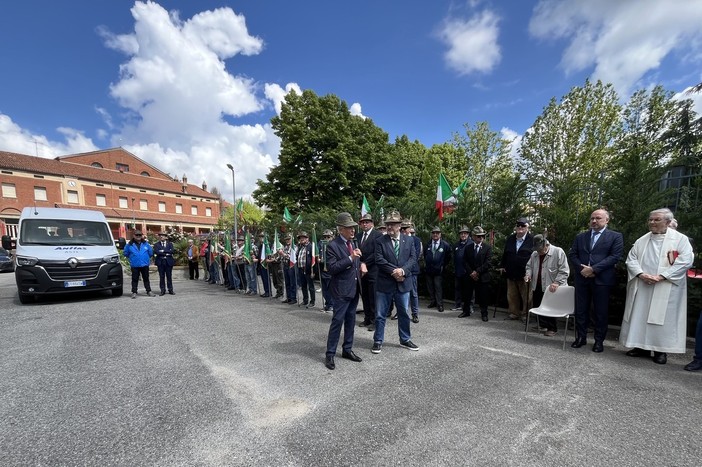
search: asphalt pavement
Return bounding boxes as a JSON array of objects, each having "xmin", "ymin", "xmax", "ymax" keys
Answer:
[{"xmin": 0, "ymin": 270, "xmax": 699, "ymax": 466}]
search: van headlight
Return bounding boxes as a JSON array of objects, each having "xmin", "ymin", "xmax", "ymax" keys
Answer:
[
  {"xmin": 103, "ymin": 255, "xmax": 120, "ymax": 264},
  {"xmin": 16, "ymin": 256, "xmax": 39, "ymax": 267}
]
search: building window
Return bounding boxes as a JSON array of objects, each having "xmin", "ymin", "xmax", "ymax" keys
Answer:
[
  {"xmin": 158, "ymin": 201, "xmax": 166, "ymax": 212},
  {"xmin": 116, "ymin": 163, "xmax": 129, "ymax": 172},
  {"xmin": 34, "ymin": 187, "xmax": 47, "ymax": 201},
  {"xmin": 96, "ymin": 194, "xmax": 107, "ymax": 206},
  {"xmin": 206, "ymin": 207, "xmax": 212, "ymax": 217},
  {"xmin": 141, "ymin": 171, "xmax": 150, "ymax": 177},
  {"xmin": 1, "ymin": 183, "xmax": 16, "ymax": 198},
  {"xmin": 67, "ymin": 190, "xmax": 79, "ymax": 203},
  {"xmin": 139, "ymin": 199, "xmax": 148, "ymax": 210},
  {"xmin": 91, "ymin": 162, "xmax": 103, "ymax": 168},
  {"xmin": 175, "ymin": 203, "xmax": 183, "ymax": 214},
  {"xmin": 191, "ymin": 206, "xmax": 198, "ymax": 215},
  {"xmin": 119, "ymin": 197, "xmax": 128, "ymax": 209}
]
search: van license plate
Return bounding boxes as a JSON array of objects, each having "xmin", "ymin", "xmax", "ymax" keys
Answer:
[{"xmin": 64, "ymin": 280, "xmax": 86, "ymax": 288}]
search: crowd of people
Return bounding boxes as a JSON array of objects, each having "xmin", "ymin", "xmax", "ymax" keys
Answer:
[{"xmin": 122, "ymin": 208, "xmax": 701, "ymax": 373}]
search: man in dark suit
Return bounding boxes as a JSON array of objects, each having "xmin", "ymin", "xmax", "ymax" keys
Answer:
[
  {"xmin": 499, "ymin": 217, "xmax": 534, "ymax": 321},
  {"xmin": 356, "ymin": 213, "xmax": 382, "ymax": 327},
  {"xmin": 459, "ymin": 226, "xmax": 492, "ymax": 321},
  {"xmin": 568, "ymin": 209, "xmax": 624, "ymax": 353},
  {"xmin": 424, "ymin": 226, "xmax": 451, "ymax": 312},
  {"xmin": 325, "ymin": 212, "xmax": 364, "ymax": 370},
  {"xmin": 452, "ymin": 225, "xmax": 474, "ymax": 311},
  {"xmin": 371, "ymin": 210, "xmax": 418, "ymax": 354},
  {"xmin": 154, "ymin": 232, "xmax": 176, "ymax": 295},
  {"xmin": 296, "ymin": 231, "xmax": 315, "ymax": 308}
]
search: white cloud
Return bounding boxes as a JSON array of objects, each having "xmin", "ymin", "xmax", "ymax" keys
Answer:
[
  {"xmin": 264, "ymin": 82, "xmax": 302, "ymax": 115},
  {"xmin": 438, "ymin": 9, "xmax": 501, "ymax": 75},
  {"xmin": 349, "ymin": 103, "xmax": 365, "ymax": 119},
  {"xmin": 500, "ymin": 127, "xmax": 522, "ymax": 163},
  {"xmin": 529, "ymin": 0, "xmax": 702, "ymax": 95},
  {"xmin": 0, "ymin": 113, "xmax": 98, "ymax": 158}
]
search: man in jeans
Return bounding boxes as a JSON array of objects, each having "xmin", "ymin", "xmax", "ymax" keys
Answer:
[{"xmin": 371, "ymin": 210, "xmax": 418, "ymax": 354}]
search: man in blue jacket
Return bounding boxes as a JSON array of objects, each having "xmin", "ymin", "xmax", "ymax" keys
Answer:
[
  {"xmin": 424, "ymin": 226, "xmax": 451, "ymax": 312},
  {"xmin": 123, "ymin": 230, "xmax": 155, "ymax": 299},
  {"xmin": 568, "ymin": 209, "xmax": 624, "ymax": 353},
  {"xmin": 324, "ymin": 212, "xmax": 364, "ymax": 370},
  {"xmin": 372, "ymin": 210, "xmax": 418, "ymax": 354}
]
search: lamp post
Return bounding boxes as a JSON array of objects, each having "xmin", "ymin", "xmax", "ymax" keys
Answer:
[{"xmin": 226, "ymin": 164, "xmax": 237, "ymax": 238}]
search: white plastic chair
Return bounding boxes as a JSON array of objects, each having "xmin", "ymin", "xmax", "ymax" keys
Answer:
[{"xmin": 524, "ymin": 285, "xmax": 575, "ymax": 350}]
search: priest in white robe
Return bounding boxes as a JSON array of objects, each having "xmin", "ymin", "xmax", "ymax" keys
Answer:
[{"xmin": 620, "ymin": 208, "xmax": 694, "ymax": 365}]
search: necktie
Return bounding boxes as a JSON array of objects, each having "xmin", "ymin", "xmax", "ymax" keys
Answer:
[
  {"xmin": 591, "ymin": 231, "xmax": 600, "ymax": 249},
  {"xmin": 362, "ymin": 232, "xmax": 367, "ymax": 246},
  {"xmin": 432, "ymin": 242, "xmax": 437, "ymax": 252},
  {"xmin": 162, "ymin": 242, "xmax": 166, "ymax": 248},
  {"xmin": 393, "ymin": 238, "xmax": 400, "ymax": 257},
  {"xmin": 347, "ymin": 240, "xmax": 353, "ymax": 255},
  {"xmin": 475, "ymin": 244, "xmax": 480, "ymax": 255}
]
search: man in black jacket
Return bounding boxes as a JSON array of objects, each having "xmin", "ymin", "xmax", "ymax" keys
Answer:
[
  {"xmin": 499, "ymin": 217, "xmax": 534, "ymax": 322},
  {"xmin": 459, "ymin": 226, "xmax": 492, "ymax": 321},
  {"xmin": 356, "ymin": 214, "xmax": 382, "ymax": 327},
  {"xmin": 424, "ymin": 226, "xmax": 451, "ymax": 312}
]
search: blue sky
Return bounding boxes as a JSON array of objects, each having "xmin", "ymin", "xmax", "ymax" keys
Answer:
[{"xmin": 1, "ymin": 0, "xmax": 701, "ymax": 201}]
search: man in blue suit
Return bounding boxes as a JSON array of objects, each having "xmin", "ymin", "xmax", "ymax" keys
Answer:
[
  {"xmin": 372, "ymin": 210, "xmax": 418, "ymax": 354},
  {"xmin": 568, "ymin": 209, "xmax": 624, "ymax": 353},
  {"xmin": 154, "ymin": 232, "xmax": 176, "ymax": 295},
  {"xmin": 324, "ymin": 212, "xmax": 364, "ymax": 370}
]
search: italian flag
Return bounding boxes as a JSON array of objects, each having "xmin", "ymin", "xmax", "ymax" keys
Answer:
[
  {"xmin": 435, "ymin": 173, "xmax": 453, "ymax": 220},
  {"xmin": 361, "ymin": 195, "xmax": 371, "ymax": 217}
]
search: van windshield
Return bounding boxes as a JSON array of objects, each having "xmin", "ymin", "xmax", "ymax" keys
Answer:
[{"xmin": 20, "ymin": 220, "xmax": 114, "ymax": 246}]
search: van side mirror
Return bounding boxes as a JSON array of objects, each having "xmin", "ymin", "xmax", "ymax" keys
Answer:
[
  {"xmin": 118, "ymin": 237, "xmax": 126, "ymax": 250},
  {"xmin": 1, "ymin": 235, "xmax": 13, "ymax": 250}
]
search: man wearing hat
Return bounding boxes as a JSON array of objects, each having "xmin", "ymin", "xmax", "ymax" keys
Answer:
[
  {"xmin": 154, "ymin": 232, "xmax": 176, "ymax": 295},
  {"xmin": 255, "ymin": 233, "xmax": 271, "ymax": 297},
  {"xmin": 424, "ymin": 226, "xmax": 451, "ymax": 312},
  {"xmin": 232, "ymin": 235, "xmax": 248, "ymax": 292},
  {"xmin": 317, "ymin": 229, "xmax": 335, "ymax": 311},
  {"xmin": 265, "ymin": 236, "xmax": 285, "ymax": 299},
  {"xmin": 123, "ymin": 230, "xmax": 155, "ymax": 298},
  {"xmin": 401, "ymin": 219, "xmax": 422, "ymax": 322},
  {"xmin": 377, "ymin": 222, "xmax": 387, "ymax": 235},
  {"xmin": 296, "ymin": 231, "xmax": 316, "ymax": 307},
  {"xmin": 459, "ymin": 226, "xmax": 492, "ymax": 321},
  {"xmin": 452, "ymin": 225, "xmax": 474, "ymax": 311},
  {"xmin": 372, "ymin": 210, "xmax": 419, "ymax": 353},
  {"xmin": 499, "ymin": 217, "xmax": 534, "ymax": 321},
  {"xmin": 279, "ymin": 234, "xmax": 297, "ymax": 304},
  {"xmin": 324, "ymin": 212, "xmax": 364, "ymax": 370},
  {"xmin": 186, "ymin": 238, "xmax": 200, "ymax": 280},
  {"xmin": 356, "ymin": 213, "xmax": 382, "ymax": 327}
]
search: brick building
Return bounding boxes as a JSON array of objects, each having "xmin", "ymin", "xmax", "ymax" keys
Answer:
[{"xmin": 0, "ymin": 148, "xmax": 223, "ymax": 239}]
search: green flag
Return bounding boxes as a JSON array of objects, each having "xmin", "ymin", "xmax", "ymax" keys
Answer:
[
  {"xmin": 361, "ymin": 195, "xmax": 371, "ymax": 216},
  {"xmin": 224, "ymin": 230, "xmax": 232, "ymax": 256},
  {"xmin": 273, "ymin": 230, "xmax": 282, "ymax": 251},
  {"xmin": 261, "ymin": 234, "xmax": 270, "ymax": 269},
  {"xmin": 243, "ymin": 230, "xmax": 252, "ymax": 263},
  {"xmin": 236, "ymin": 198, "xmax": 244, "ymax": 221},
  {"xmin": 283, "ymin": 207, "xmax": 292, "ymax": 223},
  {"xmin": 452, "ymin": 179, "xmax": 468, "ymax": 199}
]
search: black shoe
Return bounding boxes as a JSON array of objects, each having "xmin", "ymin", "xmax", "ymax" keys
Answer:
[
  {"xmin": 437, "ymin": 306, "xmax": 444, "ymax": 312},
  {"xmin": 400, "ymin": 340, "xmax": 419, "ymax": 351},
  {"xmin": 390, "ymin": 313, "xmax": 398, "ymax": 320},
  {"xmin": 371, "ymin": 342, "xmax": 382, "ymax": 354},
  {"xmin": 288, "ymin": 299, "xmax": 297, "ymax": 304},
  {"xmin": 592, "ymin": 341, "xmax": 604, "ymax": 353},
  {"xmin": 571, "ymin": 338, "xmax": 587, "ymax": 348},
  {"xmin": 653, "ymin": 352, "xmax": 667, "ymax": 364},
  {"xmin": 159, "ymin": 291, "xmax": 166, "ymax": 296},
  {"xmin": 325, "ymin": 356, "xmax": 335, "ymax": 370},
  {"xmin": 342, "ymin": 351, "xmax": 363, "ymax": 362},
  {"xmin": 481, "ymin": 315, "xmax": 488, "ymax": 322},
  {"xmin": 260, "ymin": 293, "xmax": 270, "ymax": 298},
  {"xmin": 359, "ymin": 321, "xmax": 372, "ymax": 327},
  {"xmin": 356, "ymin": 309, "xmax": 364, "ymax": 314},
  {"xmin": 168, "ymin": 291, "xmax": 175, "ymax": 295},
  {"xmin": 625, "ymin": 347, "xmax": 651, "ymax": 358},
  {"xmin": 427, "ymin": 303, "xmax": 437, "ymax": 309},
  {"xmin": 306, "ymin": 302, "xmax": 315, "ymax": 309},
  {"xmin": 684, "ymin": 359, "xmax": 702, "ymax": 371},
  {"xmin": 457, "ymin": 312, "xmax": 470, "ymax": 318},
  {"xmin": 412, "ymin": 314, "xmax": 419, "ymax": 323}
]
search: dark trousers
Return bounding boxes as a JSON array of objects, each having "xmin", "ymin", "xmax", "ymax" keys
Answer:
[
  {"xmin": 426, "ymin": 274, "xmax": 443, "ymax": 306},
  {"xmin": 463, "ymin": 278, "xmax": 489, "ymax": 316},
  {"xmin": 234, "ymin": 263, "xmax": 247, "ymax": 290},
  {"xmin": 321, "ymin": 275, "xmax": 333, "ymax": 309},
  {"xmin": 695, "ymin": 310, "xmax": 702, "ymax": 360},
  {"xmin": 284, "ymin": 267, "xmax": 296, "ymax": 300},
  {"xmin": 532, "ymin": 287, "xmax": 557, "ymax": 331},
  {"xmin": 188, "ymin": 260, "xmax": 199, "ymax": 280},
  {"xmin": 574, "ymin": 281, "xmax": 611, "ymax": 343},
  {"xmin": 130, "ymin": 266, "xmax": 151, "ymax": 293},
  {"xmin": 270, "ymin": 263, "xmax": 284, "ymax": 297},
  {"xmin": 298, "ymin": 270, "xmax": 315, "ymax": 304},
  {"xmin": 157, "ymin": 265, "xmax": 173, "ymax": 293},
  {"xmin": 326, "ymin": 291, "xmax": 360, "ymax": 357},
  {"xmin": 260, "ymin": 267, "xmax": 270, "ymax": 295},
  {"xmin": 360, "ymin": 275, "xmax": 376, "ymax": 323}
]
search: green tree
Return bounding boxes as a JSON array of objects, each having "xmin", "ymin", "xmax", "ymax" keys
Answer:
[{"xmin": 519, "ymin": 79, "xmax": 622, "ymax": 244}]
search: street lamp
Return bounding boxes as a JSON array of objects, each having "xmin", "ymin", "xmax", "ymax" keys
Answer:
[{"xmin": 226, "ymin": 163, "xmax": 237, "ymax": 238}]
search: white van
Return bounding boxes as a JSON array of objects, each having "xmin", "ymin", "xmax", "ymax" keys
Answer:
[{"xmin": 9, "ymin": 207, "xmax": 125, "ymax": 304}]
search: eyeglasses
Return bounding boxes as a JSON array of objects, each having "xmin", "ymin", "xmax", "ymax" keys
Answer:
[{"xmin": 516, "ymin": 223, "xmax": 527, "ymax": 227}]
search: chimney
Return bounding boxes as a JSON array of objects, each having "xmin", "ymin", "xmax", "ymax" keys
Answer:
[
  {"xmin": 202, "ymin": 181, "xmax": 208, "ymax": 191},
  {"xmin": 182, "ymin": 173, "xmax": 188, "ymax": 193}
]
